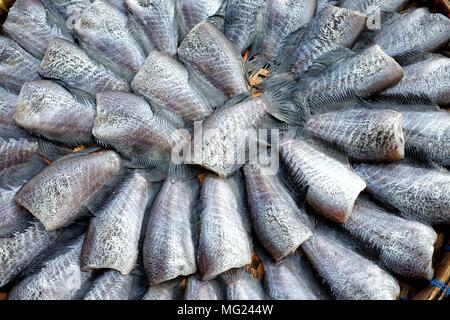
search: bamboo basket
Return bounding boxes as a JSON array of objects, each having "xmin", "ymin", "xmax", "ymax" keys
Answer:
[{"xmin": 0, "ymin": 0, "xmax": 449, "ymax": 301}]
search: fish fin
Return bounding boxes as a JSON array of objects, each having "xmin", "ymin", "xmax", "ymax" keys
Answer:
[
  {"xmin": 245, "ymin": 55, "xmax": 268, "ymax": 79},
  {"xmin": 167, "ymin": 163, "xmax": 199, "ymax": 181},
  {"xmin": 220, "ymin": 268, "xmax": 246, "ymax": 284},
  {"xmin": 153, "ymin": 107, "xmax": 186, "ymax": 130},
  {"xmin": 217, "ymin": 92, "xmax": 250, "ymax": 110},
  {"xmin": 302, "ymin": 47, "xmax": 355, "ymax": 78},
  {"xmin": 138, "ymin": 167, "xmax": 168, "ymax": 183},
  {"xmin": 277, "ymin": 156, "xmax": 309, "ymax": 204},
  {"xmin": 373, "ymin": 92, "xmax": 437, "ymax": 107},
  {"xmin": 271, "ymin": 26, "xmax": 308, "ymax": 73}
]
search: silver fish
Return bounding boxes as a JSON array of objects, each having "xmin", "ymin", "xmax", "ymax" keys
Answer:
[
  {"xmin": 369, "ymin": 8, "xmax": 450, "ymax": 60},
  {"xmin": 243, "ymin": 163, "xmax": 312, "ymax": 261},
  {"xmin": 178, "ymin": 21, "xmax": 248, "ymax": 108},
  {"xmin": 14, "ymin": 80, "xmax": 95, "ymax": 146},
  {"xmin": 301, "ymin": 230, "xmax": 400, "ymax": 300},
  {"xmin": 8, "ymin": 236, "xmax": 91, "ymax": 300},
  {"xmin": 223, "ymin": 0, "xmax": 268, "ymax": 54},
  {"xmin": 288, "ymin": 5, "xmax": 366, "ymax": 76},
  {"xmin": 178, "ymin": 0, "xmax": 224, "ymax": 36},
  {"xmin": 74, "ymin": 0, "xmax": 146, "ymax": 81},
  {"xmin": 197, "ymin": 174, "xmax": 252, "ymax": 281},
  {"xmin": 93, "ymin": 91, "xmax": 182, "ymax": 169},
  {"xmin": 221, "ymin": 268, "xmax": 267, "ymax": 300},
  {"xmin": 304, "ymin": 108, "xmax": 405, "ymax": 162},
  {"xmin": 141, "ymin": 279, "xmax": 182, "ymax": 300},
  {"xmin": 184, "ymin": 274, "xmax": 224, "ymax": 300},
  {"xmin": 0, "ymin": 180, "xmax": 32, "ymax": 237},
  {"xmin": 39, "ymin": 37, "xmax": 130, "ymax": 96},
  {"xmin": 15, "ymin": 150, "xmax": 122, "ymax": 231},
  {"xmin": 83, "ymin": 270, "xmax": 133, "ymax": 300},
  {"xmin": 353, "ymin": 162, "xmax": 450, "ymax": 226},
  {"xmin": 131, "ymin": 50, "xmax": 212, "ymax": 123},
  {"xmin": 3, "ymin": 0, "xmax": 73, "ymax": 59},
  {"xmin": 0, "ymin": 221, "xmax": 59, "ymax": 287},
  {"xmin": 0, "ymin": 137, "xmax": 38, "ymax": 172},
  {"xmin": 125, "ymin": 0, "xmax": 178, "ymax": 57},
  {"xmin": 0, "ymin": 36, "xmax": 41, "ymax": 93},
  {"xmin": 280, "ymin": 138, "xmax": 366, "ymax": 223},
  {"xmin": 342, "ymin": 196, "xmax": 437, "ymax": 279},
  {"xmin": 340, "ymin": 0, "xmax": 408, "ymax": 14},
  {"xmin": 0, "ymin": 87, "xmax": 28, "ymax": 138},
  {"xmin": 380, "ymin": 55, "xmax": 450, "ymax": 107},
  {"xmin": 81, "ymin": 171, "xmax": 149, "ymax": 275}
]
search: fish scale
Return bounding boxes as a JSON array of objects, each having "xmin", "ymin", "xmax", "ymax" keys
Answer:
[
  {"xmin": 83, "ymin": 270, "xmax": 132, "ymax": 300},
  {"xmin": 0, "ymin": 137, "xmax": 38, "ymax": 172},
  {"xmin": 178, "ymin": 0, "xmax": 224, "ymax": 35},
  {"xmin": 185, "ymin": 274, "xmax": 224, "ymax": 300},
  {"xmin": 340, "ymin": 0, "xmax": 409, "ymax": 14},
  {"xmin": 0, "ymin": 181, "xmax": 32, "ymax": 237},
  {"xmin": 222, "ymin": 268, "xmax": 267, "ymax": 300}
]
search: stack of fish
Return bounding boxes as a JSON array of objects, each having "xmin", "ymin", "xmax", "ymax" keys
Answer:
[{"xmin": 0, "ymin": 0, "xmax": 449, "ymax": 300}]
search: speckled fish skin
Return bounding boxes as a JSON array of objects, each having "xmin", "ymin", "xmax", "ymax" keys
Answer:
[
  {"xmin": 39, "ymin": 37, "xmax": 130, "ymax": 96},
  {"xmin": 260, "ymin": 0, "xmax": 317, "ymax": 64},
  {"xmin": 81, "ymin": 171, "xmax": 149, "ymax": 275},
  {"xmin": 93, "ymin": 91, "xmax": 182, "ymax": 168},
  {"xmin": 369, "ymin": 8, "xmax": 450, "ymax": 59},
  {"xmin": 223, "ymin": 0, "xmax": 268, "ymax": 54},
  {"xmin": 298, "ymin": 45, "xmax": 403, "ymax": 106},
  {"xmin": 125, "ymin": 0, "xmax": 178, "ymax": 57},
  {"xmin": 380, "ymin": 55, "xmax": 450, "ymax": 107},
  {"xmin": 289, "ymin": 5, "xmax": 366, "ymax": 76},
  {"xmin": 0, "ymin": 221, "xmax": 59, "ymax": 287},
  {"xmin": 185, "ymin": 274, "xmax": 224, "ymax": 300},
  {"xmin": 15, "ymin": 150, "xmax": 122, "ymax": 231},
  {"xmin": 0, "ymin": 137, "xmax": 38, "ymax": 172},
  {"xmin": 353, "ymin": 162, "xmax": 450, "ymax": 225},
  {"xmin": 340, "ymin": 0, "xmax": 409, "ymax": 14},
  {"xmin": 83, "ymin": 270, "xmax": 133, "ymax": 300},
  {"xmin": 221, "ymin": 268, "xmax": 267, "ymax": 300},
  {"xmin": 8, "ymin": 236, "xmax": 91, "ymax": 300},
  {"xmin": 243, "ymin": 163, "xmax": 312, "ymax": 261},
  {"xmin": 195, "ymin": 97, "xmax": 269, "ymax": 178},
  {"xmin": 301, "ymin": 231, "xmax": 400, "ymax": 300},
  {"xmin": 40, "ymin": 0, "xmax": 91, "ymax": 28},
  {"xmin": 14, "ymin": 80, "xmax": 95, "ymax": 146},
  {"xmin": 74, "ymin": 0, "xmax": 146, "ymax": 81},
  {"xmin": 178, "ymin": 0, "xmax": 224, "ymax": 35},
  {"xmin": 197, "ymin": 174, "xmax": 253, "ymax": 281},
  {"xmin": 304, "ymin": 108, "xmax": 405, "ymax": 162},
  {"xmin": 141, "ymin": 279, "xmax": 182, "ymax": 300},
  {"xmin": 342, "ymin": 196, "xmax": 437, "ymax": 279},
  {"xmin": 178, "ymin": 21, "xmax": 248, "ymax": 107},
  {"xmin": 0, "ymin": 36, "xmax": 41, "ymax": 93},
  {"xmin": 131, "ymin": 50, "xmax": 212, "ymax": 123},
  {"xmin": 0, "ymin": 180, "xmax": 32, "ymax": 237},
  {"xmin": 0, "ymin": 87, "xmax": 28, "ymax": 138},
  {"xmin": 143, "ymin": 178, "xmax": 198, "ymax": 285},
  {"xmin": 3, "ymin": 0, "xmax": 73, "ymax": 59},
  {"xmin": 259, "ymin": 250, "xmax": 327, "ymax": 300},
  {"xmin": 280, "ymin": 138, "xmax": 366, "ymax": 223}
]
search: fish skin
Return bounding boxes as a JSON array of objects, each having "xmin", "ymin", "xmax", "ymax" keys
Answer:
[
  {"xmin": 297, "ymin": 45, "xmax": 403, "ymax": 109},
  {"xmin": 81, "ymin": 171, "xmax": 149, "ymax": 275},
  {"xmin": 40, "ymin": 0, "xmax": 91, "ymax": 29},
  {"xmin": 38, "ymin": 37, "xmax": 130, "ymax": 96},
  {"xmin": 197, "ymin": 174, "xmax": 253, "ymax": 281},
  {"xmin": 340, "ymin": 0, "xmax": 408, "ymax": 14},
  {"xmin": 0, "ymin": 87, "xmax": 29, "ymax": 138},
  {"xmin": 184, "ymin": 274, "xmax": 224, "ymax": 300},
  {"xmin": 3, "ymin": 0, "xmax": 73, "ymax": 59},
  {"xmin": 125, "ymin": 0, "xmax": 178, "ymax": 57},
  {"xmin": 0, "ymin": 36, "xmax": 41, "ymax": 93},
  {"xmin": 369, "ymin": 8, "xmax": 450, "ymax": 60},
  {"xmin": 0, "ymin": 180, "xmax": 32, "ymax": 237},
  {"xmin": 131, "ymin": 50, "xmax": 212, "ymax": 123},
  {"xmin": 221, "ymin": 268, "xmax": 267, "ymax": 300},
  {"xmin": 0, "ymin": 221, "xmax": 59, "ymax": 287},
  {"xmin": 243, "ymin": 163, "xmax": 312, "ymax": 261},
  {"xmin": 15, "ymin": 150, "xmax": 122, "ymax": 231},
  {"xmin": 260, "ymin": 0, "xmax": 317, "ymax": 64},
  {"xmin": 141, "ymin": 279, "xmax": 182, "ymax": 300},
  {"xmin": 304, "ymin": 108, "xmax": 405, "ymax": 162},
  {"xmin": 143, "ymin": 178, "xmax": 198, "ymax": 285},
  {"xmin": 223, "ymin": 0, "xmax": 268, "ymax": 54},
  {"xmin": 105, "ymin": 0, "xmax": 126, "ymax": 13},
  {"xmin": 0, "ymin": 137, "xmax": 39, "ymax": 172},
  {"xmin": 259, "ymin": 250, "xmax": 327, "ymax": 300},
  {"xmin": 83, "ymin": 270, "xmax": 133, "ymax": 300},
  {"xmin": 194, "ymin": 97, "xmax": 269, "ymax": 178},
  {"xmin": 380, "ymin": 55, "xmax": 450, "ymax": 107},
  {"xmin": 342, "ymin": 196, "xmax": 437, "ymax": 279},
  {"xmin": 93, "ymin": 91, "xmax": 182, "ymax": 169},
  {"xmin": 289, "ymin": 5, "xmax": 367, "ymax": 76},
  {"xmin": 178, "ymin": 21, "xmax": 248, "ymax": 108},
  {"xmin": 178, "ymin": 0, "xmax": 224, "ymax": 35},
  {"xmin": 8, "ymin": 236, "xmax": 91, "ymax": 300},
  {"xmin": 280, "ymin": 138, "xmax": 366, "ymax": 223},
  {"xmin": 74, "ymin": 0, "xmax": 146, "ymax": 81},
  {"xmin": 353, "ymin": 162, "xmax": 450, "ymax": 226},
  {"xmin": 301, "ymin": 230, "xmax": 400, "ymax": 300},
  {"xmin": 14, "ymin": 80, "xmax": 95, "ymax": 146}
]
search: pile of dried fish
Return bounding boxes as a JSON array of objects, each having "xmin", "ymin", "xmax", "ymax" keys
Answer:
[{"xmin": 0, "ymin": 0, "xmax": 449, "ymax": 300}]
